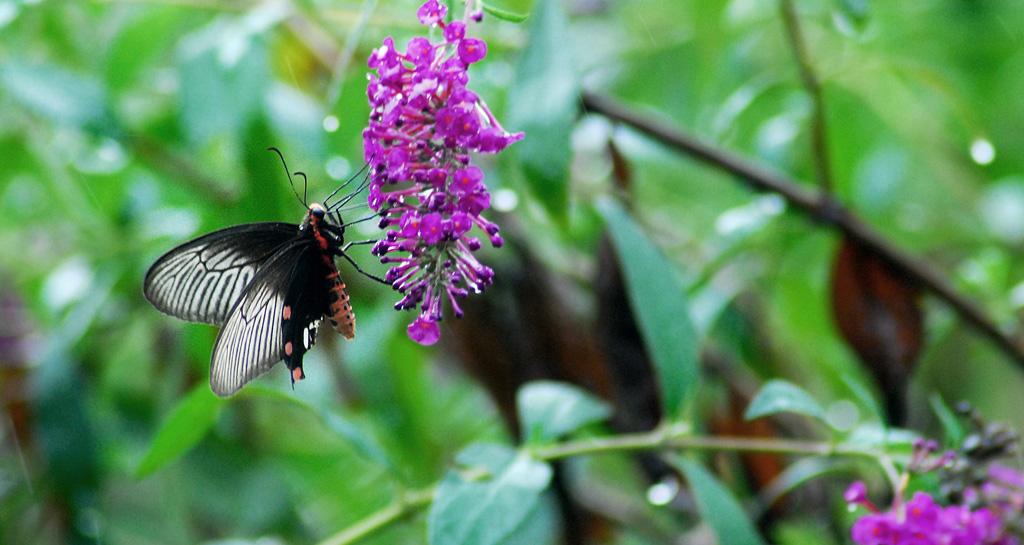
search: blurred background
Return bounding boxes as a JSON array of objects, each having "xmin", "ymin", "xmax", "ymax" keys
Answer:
[{"xmin": 3, "ymin": 0, "xmax": 1024, "ymax": 544}]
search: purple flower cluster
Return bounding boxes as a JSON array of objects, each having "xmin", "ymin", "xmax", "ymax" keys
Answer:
[
  {"xmin": 364, "ymin": 0, "xmax": 522, "ymax": 345},
  {"xmin": 847, "ymin": 485, "xmax": 1014, "ymax": 545},
  {"xmin": 845, "ymin": 440, "xmax": 1019, "ymax": 545}
]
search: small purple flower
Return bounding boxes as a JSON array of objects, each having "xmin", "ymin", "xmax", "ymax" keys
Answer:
[
  {"xmin": 459, "ymin": 189, "xmax": 490, "ymax": 216},
  {"xmin": 450, "ymin": 212, "xmax": 471, "ymax": 237},
  {"xmin": 444, "ymin": 21, "xmax": 466, "ymax": 43},
  {"xmin": 906, "ymin": 492, "xmax": 941, "ymax": 526},
  {"xmin": 405, "ymin": 37, "xmax": 436, "ymax": 69},
  {"xmin": 368, "ymin": 184, "xmax": 384, "ymax": 209},
  {"xmin": 368, "ymin": 37, "xmax": 399, "ymax": 70},
  {"xmin": 416, "ymin": 0, "xmax": 446, "ymax": 26},
  {"xmin": 400, "ymin": 211, "xmax": 422, "ymax": 237},
  {"xmin": 365, "ymin": 0, "xmax": 523, "ymax": 345},
  {"xmin": 408, "ymin": 316, "xmax": 440, "ymax": 345},
  {"xmin": 851, "ymin": 514, "xmax": 895, "ymax": 544},
  {"xmin": 420, "ymin": 213, "xmax": 444, "ymax": 244},
  {"xmin": 427, "ymin": 168, "xmax": 448, "ymax": 188},
  {"xmin": 451, "ymin": 166, "xmax": 483, "ymax": 195},
  {"xmin": 457, "ymin": 38, "xmax": 487, "ymax": 64},
  {"xmin": 846, "ymin": 481, "xmax": 873, "ymax": 508}
]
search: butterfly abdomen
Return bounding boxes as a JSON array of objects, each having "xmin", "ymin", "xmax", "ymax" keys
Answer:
[
  {"xmin": 307, "ymin": 202, "xmax": 356, "ymax": 341},
  {"xmin": 323, "ymin": 256, "xmax": 355, "ymax": 340}
]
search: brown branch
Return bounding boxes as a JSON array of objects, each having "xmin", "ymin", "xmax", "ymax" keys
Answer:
[
  {"xmin": 580, "ymin": 91, "xmax": 1024, "ymax": 367},
  {"xmin": 125, "ymin": 134, "xmax": 237, "ymax": 204}
]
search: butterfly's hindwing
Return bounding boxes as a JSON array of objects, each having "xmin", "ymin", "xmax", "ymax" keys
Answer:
[
  {"xmin": 280, "ymin": 248, "xmax": 330, "ymax": 383},
  {"xmin": 143, "ymin": 223, "xmax": 298, "ymax": 326},
  {"xmin": 208, "ymin": 241, "xmax": 312, "ymax": 396}
]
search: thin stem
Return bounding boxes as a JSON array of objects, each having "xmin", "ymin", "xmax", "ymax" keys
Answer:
[
  {"xmin": 462, "ymin": 0, "xmax": 478, "ymax": 24},
  {"xmin": 779, "ymin": 0, "xmax": 835, "ymax": 195},
  {"xmin": 316, "ymin": 487, "xmax": 435, "ymax": 545},
  {"xmin": 326, "ymin": 0, "xmax": 379, "ymax": 107},
  {"xmin": 95, "ymin": 0, "xmax": 245, "ymax": 9},
  {"xmin": 580, "ymin": 91, "xmax": 1024, "ymax": 367},
  {"xmin": 533, "ymin": 428, "xmax": 885, "ymax": 462},
  {"xmin": 319, "ymin": 427, "xmax": 896, "ymax": 545}
]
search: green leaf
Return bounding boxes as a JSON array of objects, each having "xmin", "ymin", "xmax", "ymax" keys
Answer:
[
  {"xmin": 136, "ymin": 384, "xmax": 225, "ymax": 478},
  {"xmin": 833, "ymin": 0, "xmax": 870, "ymax": 35},
  {"xmin": 480, "ymin": 1, "xmax": 529, "ymax": 23},
  {"xmin": 106, "ymin": 6, "xmax": 187, "ymax": 91},
  {"xmin": 456, "ymin": 443, "xmax": 517, "ymax": 475},
  {"xmin": 757, "ymin": 457, "xmax": 856, "ymax": 508},
  {"xmin": 842, "ymin": 423, "xmax": 918, "ymax": 452},
  {"xmin": 177, "ymin": 16, "xmax": 271, "ymax": 144},
  {"xmin": 0, "ymin": 61, "xmax": 111, "ymax": 131},
  {"xmin": 428, "ymin": 444, "xmax": 555, "ymax": 545},
  {"xmin": 837, "ymin": 0, "xmax": 869, "ymax": 20},
  {"xmin": 676, "ymin": 458, "xmax": 768, "ymax": 545},
  {"xmin": 930, "ymin": 394, "xmax": 965, "ymax": 447},
  {"xmin": 241, "ymin": 386, "xmax": 394, "ymax": 469},
  {"xmin": 744, "ymin": 380, "xmax": 828, "ymax": 424},
  {"xmin": 506, "ymin": 0, "xmax": 574, "ymax": 220},
  {"xmin": 841, "ymin": 374, "xmax": 885, "ymax": 426},
  {"xmin": 516, "ymin": 381, "xmax": 611, "ymax": 442},
  {"xmin": 598, "ymin": 199, "xmax": 699, "ymax": 418}
]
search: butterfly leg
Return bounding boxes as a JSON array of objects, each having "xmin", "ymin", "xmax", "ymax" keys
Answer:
[{"xmin": 339, "ymin": 242, "xmax": 389, "ymax": 285}]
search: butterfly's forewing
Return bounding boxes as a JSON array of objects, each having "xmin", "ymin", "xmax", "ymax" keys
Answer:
[{"xmin": 144, "ymin": 223, "xmax": 298, "ymax": 326}]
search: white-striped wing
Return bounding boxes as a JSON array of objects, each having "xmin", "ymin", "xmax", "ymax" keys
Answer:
[
  {"xmin": 143, "ymin": 223, "xmax": 297, "ymax": 326},
  {"xmin": 208, "ymin": 243, "xmax": 312, "ymax": 397}
]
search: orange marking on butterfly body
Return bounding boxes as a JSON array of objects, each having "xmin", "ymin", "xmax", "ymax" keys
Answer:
[
  {"xmin": 328, "ymin": 283, "xmax": 355, "ymax": 339},
  {"xmin": 305, "ymin": 202, "xmax": 356, "ymax": 340},
  {"xmin": 323, "ymin": 261, "xmax": 355, "ymax": 340},
  {"xmin": 283, "ymin": 306, "xmax": 291, "ymax": 320},
  {"xmin": 285, "ymin": 341, "xmax": 293, "ymax": 356},
  {"xmin": 292, "ymin": 367, "xmax": 304, "ymax": 382}
]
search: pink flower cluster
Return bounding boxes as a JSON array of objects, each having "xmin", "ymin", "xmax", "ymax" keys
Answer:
[
  {"xmin": 846, "ymin": 440, "xmax": 1019, "ymax": 545},
  {"xmin": 364, "ymin": 0, "xmax": 522, "ymax": 345},
  {"xmin": 847, "ymin": 482, "xmax": 1015, "ymax": 545}
]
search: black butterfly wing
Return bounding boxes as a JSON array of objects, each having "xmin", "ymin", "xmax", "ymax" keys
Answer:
[
  {"xmin": 144, "ymin": 222, "xmax": 298, "ymax": 326},
  {"xmin": 208, "ymin": 240, "xmax": 330, "ymax": 397},
  {"xmin": 279, "ymin": 246, "xmax": 338, "ymax": 385}
]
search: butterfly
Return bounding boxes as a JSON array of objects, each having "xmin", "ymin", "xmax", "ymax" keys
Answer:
[{"xmin": 143, "ymin": 149, "xmax": 378, "ymax": 396}]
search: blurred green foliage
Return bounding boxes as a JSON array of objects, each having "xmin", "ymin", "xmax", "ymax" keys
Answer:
[{"xmin": 3, "ymin": 0, "xmax": 1024, "ymax": 544}]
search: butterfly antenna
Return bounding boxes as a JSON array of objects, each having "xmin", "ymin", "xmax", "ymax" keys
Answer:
[
  {"xmin": 295, "ymin": 172, "xmax": 309, "ymax": 203},
  {"xmin": 268, "ymin": 147, "xmax": 305, "ymax": 207},
  {"xmin": 325, "ymin": 160, "xmax": 373, "ymax": 211}
]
